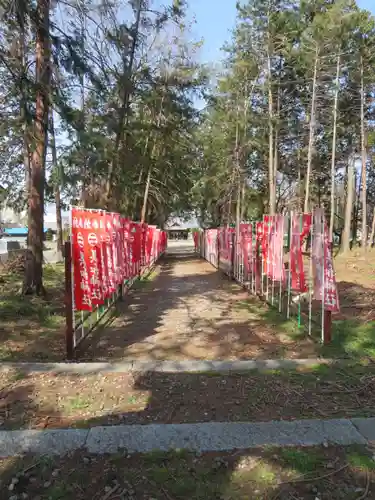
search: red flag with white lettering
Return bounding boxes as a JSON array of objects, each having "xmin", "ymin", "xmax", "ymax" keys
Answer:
[{"xmin": 71, "ymin": 208, "xmax": 106, "ymax": 310}]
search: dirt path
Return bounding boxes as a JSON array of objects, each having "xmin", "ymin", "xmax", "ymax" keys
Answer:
[{"xmin": 76, "ymin": 243, "xmax": 318, "ymax": 361}]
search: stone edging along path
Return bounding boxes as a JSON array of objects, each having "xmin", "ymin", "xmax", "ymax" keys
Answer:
[
  {"xmin": 0, "ymin": 358, "xmax": 343, "ymax": 374},
  {"xmin": 1, "ymin": 418, "xmax": 374, "ymax": 458}
]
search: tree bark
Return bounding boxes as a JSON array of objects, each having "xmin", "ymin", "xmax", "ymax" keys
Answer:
[
  {"xmin": 353, "ymin": 169, "xmax": 360, "ymax": 247},
  {"xmin": 304, "ymin": 46, "xmax": 319, "ymax": 214},
  {"xmin": 50, "ymin": 112, "xmax": 63, "ymax": 260},
  {"xmin": 23, "ymin": 0, "xmax": 50, "ymax": 295},
  {"xmin": 341, "ymin": 155, "xmax": 354, "ymax": 253},
  {"xmin": 329, "ymin": 55, "xmax": 340, "ymax": 242},
  {"xmin": 140, "ymin": 92, "xmax": 165, "ymax": 222},
  {"xmin": 104, "ymin": 0, "xmax": 143, "ymax": 204},
  {"xmin": 360, "ymin": 55, "xmax": 368, "ymax": 247},
  {"xmin": 140, "ymin": 167, "xmax": 152, "ymax": 223},
  {"xmin": 18, "ymin": 20, "xmax": 31, "ymax": 216},
  {"xmin": 240, "ymin": 182, "xmax": 246, "ymax": 221},
  {"xmin": 267, "ymin": 50, "xmax": 275, "ymax": 215},
  {"xmin": 369, "ymin": 206, "xmax": 375, "ymax": 247}
]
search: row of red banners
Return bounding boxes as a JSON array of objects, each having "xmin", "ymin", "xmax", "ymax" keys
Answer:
[
  {"xmin": 195, "ymin": 210, "xmax": 339, "ymax": 312},
  {"xmin": 71, "ymin": 208, "xmax": 167, "ymax": 311}
]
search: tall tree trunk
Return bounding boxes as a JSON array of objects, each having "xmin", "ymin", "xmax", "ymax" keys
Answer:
[
  {"xmin": 297, "ymin": 148, "xmax": 302, "ymax": 212},
  {"xmin": 304, "ymin": 46, "xmax": 319, "ymax": 214},
  {"xmin": 329, "ymin": 55, "xmax": 340, "ymax": 242},
  {"xmin": 369, "ymin": 206, "xmax": 375, "ymax": 247},
  {"xmin": 18, "ymin": 13, "xmax": 31, "ymax": 239},
  {"xmin": 50, "ymin": 112, "xmax": 63, "ymax": 260},
  {"xmin": 140, "ymin": 92, "xmax": 165, "ymax": 222},
  {"xmin": 341, "ymin": 155, "xmax": 355, "ymax": 253},
  {"xmin": 267, "ymin": 51, "xmax": 275, "ymax": 215},
  {"xmin": 104, "ymin": 0, "xmax": 143, "ymax": 204},
  {"xmin": 234, "ymin": 113, "xmax": 241, "ymax": 251},
  {"xmin": 19, "ymin": 25, "xmax": 31, "ymax": 207},
  {"xmin": 140, "ymin": 167, "xmax": 152, "ymax": 223},
  {"xmin": 360, "ymin": 55, "xmax": 368, "ymax": 248},
  {"xmin": 353, "ymin": 169, "xmax": 360, "ymax": 247},
  {"xmin": 24, "ymin": 0, "xmax": 50, "ymax": 294},
  {"xmin": 80, "ymin": 16, "xmax": 88, "ymax": 206},
  {"xmin": 240, "ymin": 183, "xmax": 246, "ymax": 221},
  {"xmin": 273, "ymin": 87, "xmax": 280, "ymax": 211}
]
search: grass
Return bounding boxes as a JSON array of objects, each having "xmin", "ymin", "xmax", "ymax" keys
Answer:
[
  {"xmin": 278, "ymin": 448, "xmax": 324, "ymax": 473},
  {"xmin": 0, "ymin": 262, "xmax": 66, "ymax": 361},
  {"xmin": 1, "ymin": 361, "xmax": 374, "ymax": 431},
  {"xmin": 236, "ymin": 291, "xmax": 375, "ymax": 360},
  {"xmin": 132, "ymin": 266, "xmax": 160, "ymax": 288},
  {"xmin": 232, "ymin": 248, "xmax": 375, "ymax": 360},
  {"xmin": 348, "ymin": 449, "xmax": 375, "ymax": 471},
  {"xmin": 326, "ymin": 319, "xmax": 375, "ymax": 358},
  {"xmin": 0, "ymin": 259, "xmax": 159, "ymax": 362},
  {"xmin": 1, "ymin": 445, "xmax": 374, "ymax": 500},
  {"xmin": 65, "ymin": 396, "xmax": 91, "ymax": 411}
]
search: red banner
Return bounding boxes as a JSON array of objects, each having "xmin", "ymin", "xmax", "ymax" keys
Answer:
[
  {"xmin": 323, "ymin": 222, "xmax": 340, "ymax": 312},
  {"xmin": 131, "ymin": 222, "xmax": 142, "ymax": 277},
  {"xmin": 301, "ymin": 214, "xmax": 312, "ymax": 243},
  {"xmin": 312, "ymin": 209, "xmax": 339, "ymax": 312},
  {"xmin": 205, "ymin": 229, "xmax": 219, "ymax": 267},
  {"xmin": 122, "ymin": 218, "xmax": 131, "ymax": 281},
  {"xmin": 146, "ymin": 226, "xmax": 154, "ymax": 265},
  {"xmin": 289, "ymin": 214, "xmax": 305, "ymax": 292},
  {"xmin": 267, "ymin": 215, "xmax": 285, "ymax": 282},
  {"xmin": 255, "ymin": 222, "xmax": 263, "ymax": 292},
  {"xmin": 71, "ymin": 209, "xmax": 166, "ymax": 311},
  {"xmin": 262, "ymin": 215, "xmax": 273, "ymax": 275},
  {"xmin": 240, "ymin": 224, "xmax": 252, "ymax": 275},
  {"xmin": 193, "ymin": 231, "xmax": 199, "ymax": 251},
  {"xmin": 104, "ymin": 213, "xmax": 116, "ymax": 294},
  {"xmin": 72, "ymin": 209, "xmax": 104, "ymax": 311}
]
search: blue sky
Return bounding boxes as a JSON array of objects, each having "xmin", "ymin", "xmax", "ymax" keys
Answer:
[{"xmin": 188, "ymin": 0, "xmax": 374, "ymax": 66}]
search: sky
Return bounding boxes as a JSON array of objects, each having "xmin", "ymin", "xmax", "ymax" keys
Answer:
[
  {"xmin": 188, "ymin": 0, "xmax": 374, "ymax": 68},
  {"xmin": 46, "ymin": 0, "xmax": 375, "ymax": 217}
]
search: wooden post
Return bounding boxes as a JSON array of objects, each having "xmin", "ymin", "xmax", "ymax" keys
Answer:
[
  {"xmin": 230, "ymin": 232, "xmax": 235, "ymax": 279},
  {"xmin": 323, "ymin": 310, "xmax": 332, "ymax": 344},
  {"xmin": 64, "ymin": 240, "xmax": 74, "ymax": 360},
  {"xmin": 322, "ymin": 241, "xmax": 333, "ymax": 344}
]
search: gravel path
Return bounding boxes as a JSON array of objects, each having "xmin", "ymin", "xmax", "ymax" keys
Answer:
[{"xmin": 73, "ymin": 243, "xmax": 319, "ymax": 361}]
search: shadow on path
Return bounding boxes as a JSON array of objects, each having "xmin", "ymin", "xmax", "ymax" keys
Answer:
[
  {"xmin": 0, "ymin": 368, "xmax": 374, "ymax": 499},
  {"xmin": 76, "ymin": 247, "xmax": 318, "ymax": 361}
]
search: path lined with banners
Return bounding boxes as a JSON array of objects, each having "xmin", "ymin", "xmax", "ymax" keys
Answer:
[{"xmin": 76, "ymin": 239, "xmax": 318, "ymax": 361}]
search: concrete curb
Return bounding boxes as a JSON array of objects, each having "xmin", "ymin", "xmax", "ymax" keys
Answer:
[
  {"xmin": 0, "ymin": 418, "xmax": 373, "ymax": 457},
  {"xmin": 0, "ymin": 358, "xmax": 343, "ymax": 375}
]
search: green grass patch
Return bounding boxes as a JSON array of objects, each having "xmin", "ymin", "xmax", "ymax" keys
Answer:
[
  {"xmin": 278, "ymin": 448, "xmax": 324, "ymax": 474},
  {"xmin": 45, "ymin": 483, "xmax": 70, "ymax": 500},
  {"xmin": 324, "ymin": 319, "xmax": 375, "ymax": 359},
  {"xmin": 65, "ymin": 396, "xmax": 91, "ymax": 411},
  {"xmin": 347, "ymin": 449, "xmax": 375, "ymax": 471}
]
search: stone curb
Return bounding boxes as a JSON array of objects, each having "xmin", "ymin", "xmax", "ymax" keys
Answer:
[
  {"xmin": 0, "ymin": 418, "xmax": 372, "ymax": 458},
  {"xmin": 0, "ymin": 358, "xmax": 342, "ymax": 375}
]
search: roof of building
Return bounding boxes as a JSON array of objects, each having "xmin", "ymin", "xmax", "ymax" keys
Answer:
[
  {"xmin": 3, "ymin": 227, "xmax": 48, "ymax": 235},
  {"xmin": 164, "ymin": 216, "xmax": 199, "ymax": 231}
]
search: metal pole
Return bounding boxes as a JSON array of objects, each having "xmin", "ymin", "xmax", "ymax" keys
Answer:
[
  {"xmin": 69, "ymin": 206, "xmax": 77, "ymax": 349},
  {"xmin": 308, "ymin": 211, "xmax": 313, "ymax": 336},
  {"xmin": 65, "ymin": 240, "xmax": 74, "ymax": 360},
  {"xmin": 287, "ymin": 212, "xmax": 292, "ymax": 319},
  {"xmin": 321, "ymin": 210, "xmax": 328, "ymax": 343},
  {"xmin": 271, "ymin": 217, "xmax": 276, "ymax": 306},
  {"xmin": 278, "ymin": 215, "xmax": 284, "ymax": 313}
]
